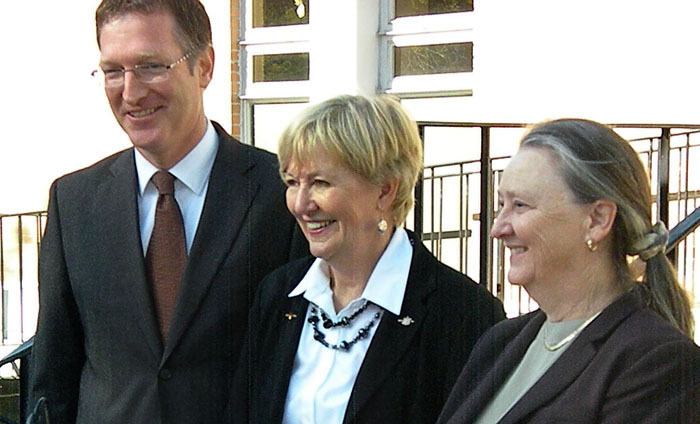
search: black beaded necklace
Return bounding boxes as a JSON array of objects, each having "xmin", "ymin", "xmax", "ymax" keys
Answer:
[{"xmin": 308, "ymin": 300, "xmax": 381, "ymax": 351}]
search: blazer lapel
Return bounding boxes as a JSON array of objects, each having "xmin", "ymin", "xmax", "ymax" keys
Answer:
[
  {"xmin": 500, "ymin": 291, "xmax": 642, "ymax": 424},
  {"xmin": 98, "ymin": 150, "xmax": 162, "ymax": 359},
  {"xmin": 343, "ymin": 238, "xmax": 434, "ymax": 423},
  {"xmin": 163, "ymin": 129, "xmax": 259, "ymax": 359},
  {"xmin": 447, "ymin": 313, "xmax": 545, "ymax": 423},
  {"xmin": 266, "ymin": 295, "xmax": 308, "ymax": 423}
]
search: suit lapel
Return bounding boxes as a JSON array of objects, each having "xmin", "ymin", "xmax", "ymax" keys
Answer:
[
  {"xmin": 500, "ymin": 291, "xmax": 642, "ymax": 424},
  {"xmin": 343, "ymin": 238, "xmax": 434, "ymax": 423},
  {"xmin": 163, "ymin": 129, "xmax": 259, "ymax": 360},
  {"xmin": 99, "ymin": 150, "xmax": 162, "ymax": 359}
]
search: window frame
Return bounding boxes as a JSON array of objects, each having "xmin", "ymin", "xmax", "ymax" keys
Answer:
[
  {"xmin": 379, "ymin": 1, "xmax": 476, "ymax": 97},
  {"xmin": 240, "ymin": 0, "xmax": 312, "ymax": 143}
]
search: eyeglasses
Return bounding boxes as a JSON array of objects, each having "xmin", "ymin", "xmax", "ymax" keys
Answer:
[{"xmin": 91, "ymin": 51, "xmax": 193, "ymax": 88}]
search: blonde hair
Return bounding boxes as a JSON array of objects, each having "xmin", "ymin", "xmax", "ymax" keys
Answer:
[
  {"xmin": 278, "ymin": 95, "xmax": 423, "ymax": 225},
  {"xmin": 521, "ymin": 119, "xmax": 694, "ymax": 337}
]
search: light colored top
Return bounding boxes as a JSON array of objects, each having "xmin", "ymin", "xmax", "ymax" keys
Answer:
[
  {"xmin": 283, "ymin": 228, "xmax": 413, "ymax": 424},
  {"xmin": 475, "ymin": 316, "xmax": 594, "ymax": 424},
  {"xmin": 135, "ymin": 120, "xmax": 218, "ymax": 254}
]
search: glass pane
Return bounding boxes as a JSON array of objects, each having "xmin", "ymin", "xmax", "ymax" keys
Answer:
[
  {"xmin": 395, "ymin": 0, "xmax": 473, "ymax": 18},
  {"xmin": 253, "ymin": 53, "xmax": 310, "ymax": 82},
  {"xmin": 394, "ymin": 42, "xmax": 473, "ymax": 76},
  {"xmin": 253, "ymin": 0, "xmax": 310, "ymax": 27},
  {"xmin": 253, "ymin": 102, "xmax": 309, "ymax": 153}
]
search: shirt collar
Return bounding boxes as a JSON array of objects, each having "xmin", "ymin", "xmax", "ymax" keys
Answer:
[
  {"xmin": 134, "ymin": 120, "xmax": 218, "ymax": 195},
  {"xmin": 288, "ymin": 228, "xmax": 413, "ymax": 316}
]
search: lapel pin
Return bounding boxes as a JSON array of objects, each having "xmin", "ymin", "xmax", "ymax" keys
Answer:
[
  {"xmin": 398, "ymin": 316, "xmax": 414, "ymax": 326},
  {"xmin": 285, "ymin": 312, "xmax": 298, "ymax": 321}
]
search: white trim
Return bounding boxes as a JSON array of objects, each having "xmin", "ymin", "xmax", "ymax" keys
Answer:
[
  {"xmin": 243, "ymin": 25, "xmax": 310, "ymax": 45},
  {"xmin": 243, "ymin": 40, "xmax": 310, "ymax": 55},
  {"xmin": 388, "ymin": 72, "xmax": 475, "ymax": 95},
  {"xmin": 387, "ymin": 89, "xmax": 473, "ymax": 99},
  {"xmin": 390, "ymin": 29, "xmax": 473, "ymax": 46},
  {"xmin": 386, "ymin": 12, "xmax": 475, "ymax": 35},
  {"xmin": 244, "ymin": 81, "xmax": 311, "ymax": 100}
]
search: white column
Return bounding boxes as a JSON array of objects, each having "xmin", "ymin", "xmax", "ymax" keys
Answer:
[{"xmin": 309, "ymin": 0, "xmax": 379, "ymax": 102}]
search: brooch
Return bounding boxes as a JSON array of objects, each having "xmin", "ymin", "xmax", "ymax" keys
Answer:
[
  {"xmin": 397, "ymin": 316, "xmax": 414, "ymax": 326},
  {"xmin": 284, "ymin": 312, "xmax": 297, "ymax": 321}
]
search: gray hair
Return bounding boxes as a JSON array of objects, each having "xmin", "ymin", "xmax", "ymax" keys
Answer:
[{"xmin": 520, "ymin": 119, "xmax": 693, "ymax": 337}]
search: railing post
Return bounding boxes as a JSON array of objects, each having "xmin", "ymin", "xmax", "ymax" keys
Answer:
[
  {"xmin": 414, "ymin": 124, "xmax": 425, "ymax": 238},
  {"xmin": 480, "ymin": 126, "xmax": 493, "ymax": 288},
  {"xmin": 20, "ymin": 354, "xmax": 30, "ymax": 423},
  {"xmin": 0, "ymin": 216, "xmax": 4, "ymax": 343},
  {"xmin": 658, "ymin": 128, "xmax": 673, "ymax": 265}
]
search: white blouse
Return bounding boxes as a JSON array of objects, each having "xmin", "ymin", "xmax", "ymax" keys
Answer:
[{"xmin": 282, "ymin": 228, "xmax": 413, "ymax": 424}]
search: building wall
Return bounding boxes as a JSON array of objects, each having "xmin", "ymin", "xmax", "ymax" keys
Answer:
[{"xmin": 235, "ymin": 0, "xmax": 700, "ymax": 150}]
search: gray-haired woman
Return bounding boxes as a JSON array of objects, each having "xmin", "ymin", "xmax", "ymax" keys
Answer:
[{"xmin": 438, "ymin": 118, "xmax": 700, "ymax": 423}]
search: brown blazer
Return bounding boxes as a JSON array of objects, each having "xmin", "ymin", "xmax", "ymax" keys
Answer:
[{"xmin": 437, "ymin": 288, "xmax": 700, "ymax": 424}]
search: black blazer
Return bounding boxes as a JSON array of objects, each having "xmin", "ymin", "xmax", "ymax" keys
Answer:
[
  {"xmin": 437, "ymin": 289, "xmax": 700, "ymax": 424},
  {"xmin": 234, "ymin": 231, "xmax": 505, "ymax": 424},
  {"xmin": 29, "ymin": 122, "xmax": 306, "ymax": 424}
]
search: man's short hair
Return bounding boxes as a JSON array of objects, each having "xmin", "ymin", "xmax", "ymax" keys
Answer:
[{"xmin": 96, "ymin": 0, "xmax": 212, "ymax": 60}]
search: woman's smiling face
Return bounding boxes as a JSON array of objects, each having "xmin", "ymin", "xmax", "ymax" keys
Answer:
[
  {"xmin": 491, "ymin": 147, "xmax": 591, "ymax": 291},
  {"xmin": 283, "ymin": 149, "xmax": 384, "ymax": 266}
]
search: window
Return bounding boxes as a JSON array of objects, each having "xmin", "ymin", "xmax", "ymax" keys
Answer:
[
  {"xmin": 253, "ymin": 0, "xmax": 309, "ymax": 27},
  {"xmin": 241, "ymin": 0, "xmax": 311, "ymax": 144},
  {"xmin": 380, "ymin": 0, "xmax": 475, "ymax": 96},
  {"xmin": 394, "ymin": 42, "xmax": 473, "ymax": 76},
  {"xmin": 253, "ymin": 53, "xmax": 310, "ymax": 82},
  {"xmin": 395, "ymin": 0, "xmax": 473, "ymax": 18},
  {"xmin": 251, "ymin": 102, "xmax": 309, "ymax": 153}
]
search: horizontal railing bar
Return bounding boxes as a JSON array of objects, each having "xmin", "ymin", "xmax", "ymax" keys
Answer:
[
  {"xmin": 0, "ymin": 211, "xmax": 46, "ymax": 219},
  {"xmin": 418, "ymin": 122, "xmax": 700, "ymax": 130}
]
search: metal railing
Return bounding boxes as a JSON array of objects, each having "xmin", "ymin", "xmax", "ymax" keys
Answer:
[
  {"xmin": 4, "ymin": 122, "xmax": 700, "ymax": 421},
  {"xmin": 0, "ymin": 211, "xmax": 45, "ymax": 424},
  {"xmin": 0, "ymin": 212, "xmax": 46, "ymax": 347},
  {"xmin": 413, "ymin": 122, "xmax": 700, "ymax": 317}
]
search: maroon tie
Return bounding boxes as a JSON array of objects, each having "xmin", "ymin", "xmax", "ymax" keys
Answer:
[{"xmin": 146, "ymin": 171, "xmax": 186, "ymax": 341}]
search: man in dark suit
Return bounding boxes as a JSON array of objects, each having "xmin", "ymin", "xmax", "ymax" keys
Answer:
[{"xmin": 28, "ymin": 1, "xmax": 304, "ymax": 423}]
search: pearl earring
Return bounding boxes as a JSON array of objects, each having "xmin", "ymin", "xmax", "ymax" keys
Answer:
[{"xmin": 586, "ymin": 239, "xmax": 598, "ymax": 252}]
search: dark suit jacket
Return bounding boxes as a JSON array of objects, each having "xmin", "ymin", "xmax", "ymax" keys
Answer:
[
  {"xmin": 437, "ymin": 288, "xmax": 700, "ymax": 424},
  {"xmin": 234, "ymin": 231, "xmax": 505, "ymax": 424},
  {"xmin": 29, "ymin": 122, "xmax": 306, "ymax": 424}
]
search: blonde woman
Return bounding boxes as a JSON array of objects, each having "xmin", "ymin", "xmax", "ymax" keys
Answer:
[{"xmin": 233, "ymin": 95, "xmax": 505, "ymax": 424}]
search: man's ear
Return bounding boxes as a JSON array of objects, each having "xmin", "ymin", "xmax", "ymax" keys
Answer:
[
  {"xmin": 197, "ymin": 46, "xmax": 214, "ymax": 89},
  {"xmin": 587, "ymin": 199, "xmax": 617, "ymax": 244}
]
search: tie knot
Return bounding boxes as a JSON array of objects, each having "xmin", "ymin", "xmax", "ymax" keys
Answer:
[{"xmin": 152, "ymin": 171, "xmax": 175, "ymax": 195}]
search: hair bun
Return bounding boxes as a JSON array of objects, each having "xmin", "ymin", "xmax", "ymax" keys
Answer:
[{"xmin": 630, "ymin": 221, "xmax": 669, "ymax": 261}]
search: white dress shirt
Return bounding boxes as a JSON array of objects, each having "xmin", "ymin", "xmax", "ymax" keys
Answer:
[
  {"xmin": 135, "ymin": 120, "xmax": 218, "ymax": 254},
  {"xmin": 283, "ymin": 228, "xmax": 413, "ymax": 424}
]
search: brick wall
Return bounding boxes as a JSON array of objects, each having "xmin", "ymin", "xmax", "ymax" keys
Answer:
[{"xmin": 230, "ymin": 0, "xmax": 241, "ymax": 139}]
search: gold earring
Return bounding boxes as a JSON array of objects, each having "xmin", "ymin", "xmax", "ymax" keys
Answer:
[{"xmin": 586, "ymin": 239, "xmax": 598, "ymax": 252}]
